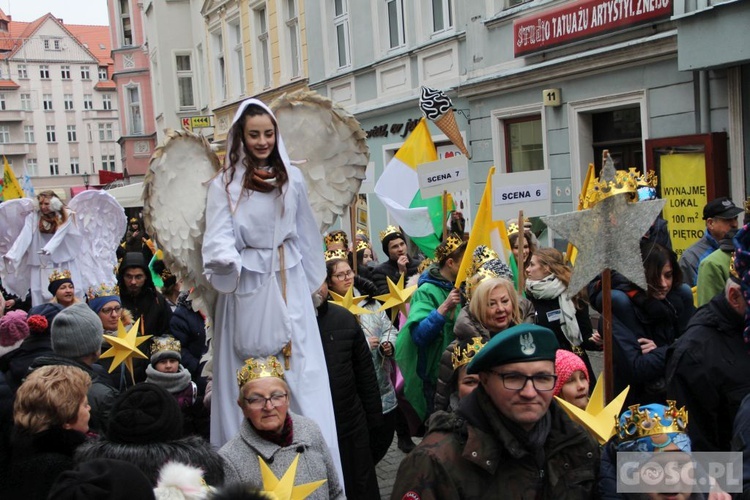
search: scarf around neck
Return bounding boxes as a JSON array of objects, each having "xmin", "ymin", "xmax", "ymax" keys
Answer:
[
  {"xmin": 145, "ymin": 364, "xmax": 192, "ymax": 394},
  {"xmin": 526, "ymin": 275, "xmax": 582, "ymax": 346}
]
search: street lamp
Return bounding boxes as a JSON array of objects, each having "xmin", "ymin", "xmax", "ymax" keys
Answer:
[{"xmin": 82, "ymin": 172, "xmax": 90, "ymax": 190}]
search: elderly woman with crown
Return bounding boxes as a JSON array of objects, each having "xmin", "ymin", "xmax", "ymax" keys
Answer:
[
  {"xmin": 219, "ymin": 355, "xmax": 344, "ymax": 499},
  {"xmin": 48, "ymin": 269, "xmax": 80, "ymax": 308}
]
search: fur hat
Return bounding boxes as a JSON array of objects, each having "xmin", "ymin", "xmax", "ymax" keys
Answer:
[
  {"xmin": 48, "ymin": 458, "xmax": 155, "ymax": 500},
  {"xmin": 51, "ymin": 302, "xmax": 104, "ymax": 358},
  {"xmin": 0, "ymin": 309, "xmax": 30, "ymax": 357},
  {"xmin": 107, "ymin": 383, "xmax": 184, "ymax": 445},
  {"xmin": 552, "ymin": 349, "xmax": 588, "ymax": 396},
  {"xmin": 150, "ymin": 336, "xmax": 182, "ymax": 365},
  {"xmin": 154, "ymin": 462, "xmax": 213, "ymax": 500}
]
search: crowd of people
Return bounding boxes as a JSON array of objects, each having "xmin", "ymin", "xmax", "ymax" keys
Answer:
[{"xmin": 1, "ymin": 95, "xmax": 749, "ymax": 499}]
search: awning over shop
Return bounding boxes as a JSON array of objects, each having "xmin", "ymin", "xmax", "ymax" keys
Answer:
[{"xmin": 106, "ymin": 182, "xmax": 143, "ymax": 208}]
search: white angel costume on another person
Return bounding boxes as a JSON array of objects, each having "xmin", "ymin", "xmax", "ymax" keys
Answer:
[
  {"xmin": 201, "ymin": 99, "xmax": 342, "ymax": 480},
  {"xmin": 0, "ymin": 192, "xmax": 126, "ymax": 306}
]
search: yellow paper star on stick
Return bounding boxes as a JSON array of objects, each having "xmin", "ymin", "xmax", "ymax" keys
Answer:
[
  {"xmin": 100, "ymin": 318, "xmax": 152, "ymax": 384},
  {"xmin": 555, "ymin": 376, "xmax": 630, "ymax": 445},
  {"xmin": 259, "ymin": 453, "xmax": 326, "ymax": 500},
  {"xmin": 374, "ymin": 274, "xmax": 418, "ymax": 322},
  {"xmin": 328, "ymin": 286, "xmax": 373, "ymax": 316}
]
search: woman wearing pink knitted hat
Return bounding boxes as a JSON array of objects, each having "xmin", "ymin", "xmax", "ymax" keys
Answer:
[{"xmin": 553, "ymin": 349, "xmax": 590, "ymax": 410}]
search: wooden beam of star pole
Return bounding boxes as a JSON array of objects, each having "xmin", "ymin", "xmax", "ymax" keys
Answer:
[
  {"xmin": 442, "ymin": 189, "xmax": 448, "ymax": 242},
  {"xmin": 517, "ymin": 210, "xmax": 525, "ymax": 295},
  {"xmin": 602, "ymin": 268, "xmax": 613, "ymax": 404},
  {"xmin": 350, "ymin": 202, "xmax": 357, "ymax": 275}
]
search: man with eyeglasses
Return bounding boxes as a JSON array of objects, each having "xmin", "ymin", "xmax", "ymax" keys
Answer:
[
  {"xmin": 391, "ymin": 324, "xmax": 599, "ymax": 499},
  {"xmin": 116, "ymin": 252, "xmax": 172, "ymax": 383}
]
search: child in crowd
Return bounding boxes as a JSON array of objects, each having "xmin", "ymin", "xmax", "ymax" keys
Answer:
[
  {"xmin": 146, "ymin": 336, "xmax": 209, "ymax": 438},
  {"xmin": 553, "ymin": 348, "xmax": 590, "ymax": 410}
]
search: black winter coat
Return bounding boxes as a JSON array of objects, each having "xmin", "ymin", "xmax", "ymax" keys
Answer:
[
  {"xmin": 371, "ymin": 256, "xmax": 423, "ymax": 295},
  {"xmin": 316, "ymin": 301, "xmax": 383, "ymax": 438},
  {"xmin": 0, "ymin": 334, "xmax": 54, "ymax": 392},
  {"xmin": 4, "ymin": 427, "xmax": 87, "ymax": 499},
  {"xmin": 169, "ymin": 295, "xmax": 207, "ymax": 381},
  {"xmin": 667, "ymin": 294, "xmax": 750, "ymax": 451}
]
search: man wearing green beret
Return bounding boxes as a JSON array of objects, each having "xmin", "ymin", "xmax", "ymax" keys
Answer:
[{"xmin": 391, "ymin": 324, "xmax": 599, "ymax": 499}]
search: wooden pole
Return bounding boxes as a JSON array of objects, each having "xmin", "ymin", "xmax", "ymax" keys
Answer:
[
  {"xmin": 602, "ymin": 268, "xmax": 613, "ymax": 404},
  {"xmin": 442, "ymin": 190, "xmax": 448, "ymax": 242},
  {"xmin": 516, "ymin": 210, "xmax": 525, "ymax": 294},
  {"xmin": 349, "ymin": 202, "xmax": 358, "ymax": 275}
]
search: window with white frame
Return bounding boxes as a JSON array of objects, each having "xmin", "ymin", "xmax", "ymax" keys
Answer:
[
  {"xmin": 386, "ymin": 0, "xmax": 405, "ymax": 49},
  {"xmin": 119, "ymin": 0, "xmax": 133, "ymax": 45},
  {"xmin": 102, "ymin": 155, "xmax": 116, "ymax": 171},
  {"xmin": 54, "ymin": 39, "xmax": 60, "ymax": 50},
  {"xmin": 503, "ymin": 115, "xmax": 544, "ymax": 172},
  {"xmin": 431, "ymin": 0, "xmax": 453, "ymax": 33},
  {"xmin": 24, "ymin": 125, "xmax": 34, "ymax": 143},
  {"xmin": 229, "ymin": 22, "xmax": 245, "ymax": 97},
  {"xmin": 0, "ymin": 94, "xmax": 5, "ymax": 110},
  {"xmin": 40, "ymin": 65, "xmax": 50, "ymax": 79},
  {"xmin": 81, "ymin": 66, "xmax": 90, "ymax": 79},
  {"xmin": 333, "ymin": 0, "xmax": 351, "ymax": 68},
  {"xmin": 46, "ymin": 125, "xmax": 56, "ymax": 143},
  {"xmin": 285, "ymin": 0, "xmax": 301, "ymax": 78},
  {"xmin": 98, "ymin": 66, "xmax": 108, "ymax": 80},
  {"xmin": 175, "ymin": 54, "xmax": 196, "ymax": 109},
  {"xmin": 26, "ymin": 158, "xmax": 38, "ymax": 176},
  {"xmin": 83, "ymin": 94, "xmax": 93, "ymax": 110},
  {"xmin": 126, "ymin": 86, "xmax": 143, "ymax": 135},
  {"xmin": 43, "ymin": 39, "xmax": 60, "ymax": 50},
  {"xmin": 49, "ymin": 158, "xmax": 59, "ymax": 175},
  {"xmin": 61, "ymin": 65, "xmax": 71, "ymax": 79},
  {"xmin": 70, "ymin": 157, "xmax": 80, "ymax": 174},
  {"xmin": 18, "ymin": 64, "xmax": 27, "ymax": 79},
  {"xmin": 0, "ymin": 126, "xmax": 9, "ymax": 143},
  {"xmin": 99, "ymin": 123, "xmax": 114, "ymax": 141},
  {"xmin": 21, "ymin": 94, "xmax": 31, "ymax": 110},
  {"xmin": 103, "ymin": 94, "xmax": 112, "ymax": 110},
  {"xmin": 255, "ymin": 6, "xmax": 271, "ymax": 89},
  {"xmin": 67, "ymin": 125, "xmax": 77, "ymax": 142},
  {"xmin": 64, "ymin": 94, "xmax": 74, "ymax": 110},
  {"xmin": 43, "ymin": 94, "xmax": 53, "ymax": 110},
  {"xmin": 212, "ymin": 31, "xmax": 226, "ymax": 101}
]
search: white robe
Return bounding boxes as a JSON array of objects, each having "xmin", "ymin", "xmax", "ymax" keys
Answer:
[{"xmin": 202, "ymin": 164, "xmax": 343, "ymax": 483}]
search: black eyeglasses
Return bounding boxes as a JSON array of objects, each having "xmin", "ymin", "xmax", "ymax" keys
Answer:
[
  {"xmin": 243, "ymin": 393, "xmax": 288, "ymax": 410},
  {"xmin": 489, "ymin": 371, "xmax": 557, "ymax": 392}
]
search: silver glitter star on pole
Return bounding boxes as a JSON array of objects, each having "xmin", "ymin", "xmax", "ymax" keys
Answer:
[{"xmin": 542, "ymin": 194, "xmax": 666, "ymax": 296}]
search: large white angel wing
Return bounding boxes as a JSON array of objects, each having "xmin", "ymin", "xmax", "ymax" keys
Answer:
[
  {"xmin": 142, "ymin": 130, "xmax": 221, "ymax": 319},
  {"xmin": 68, "ymin": 190, "xmax": 127, "ymax": 291},
  {"xmin": 270, "ymin": 90, "xmax": 369, "ymax": 233},
  {"xmin": 0, "ymin": 197, "xmax": 35, "ymax": 297}
]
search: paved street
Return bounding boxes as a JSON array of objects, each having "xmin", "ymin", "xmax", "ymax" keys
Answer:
[{"xmin": 375, "ymin": 350, "xmax": 604, "ymax": 499}]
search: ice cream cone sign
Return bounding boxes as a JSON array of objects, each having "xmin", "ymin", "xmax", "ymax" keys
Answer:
[{"xmin": 419, "ymin": 86, "xmax": 470, "ymax": 158}]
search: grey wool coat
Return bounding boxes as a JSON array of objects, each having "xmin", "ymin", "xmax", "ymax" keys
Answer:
[{"xmin": 219, "ymin": 412, "xmax": 344, "ymax": 499}]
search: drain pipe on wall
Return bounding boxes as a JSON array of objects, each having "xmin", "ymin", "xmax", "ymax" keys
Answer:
[{"xmin": 699, "ymin": 70, "xmax": 710, "ymax": 134}]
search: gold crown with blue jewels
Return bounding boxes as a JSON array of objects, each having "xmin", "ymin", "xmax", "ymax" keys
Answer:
[
  {"xmin": 150, "ymin": 336, "xmax": 182, "ymax": 357},
  {"xmin": 616, "ymin": 400, "xmax": 688, "ymax": 441},
  {"xmin": 237, "ymin": 355, "xmax": 286, "ymax": 387},
  {"xmin": 582, "ymin": 152, "xmax": 658, "ymax": 208},
  {"xmin": 86, "ymin": 282, "xmax": 120, "ymax": 299},
  {"xmin": 435, "ymin": 233, "xmax": 465, "ymax": 262},
  {"xmin": 451, "ymin": 337, "xmax": 487, "ymax": 370}
]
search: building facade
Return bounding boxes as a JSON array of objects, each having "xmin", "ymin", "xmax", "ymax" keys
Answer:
[
  {"xmin": 107, "ymin": 0, "xmax": 156, "ymax": 179},
  {"xmin": 0, "ymin": 11, "xmax": 121, "ymax": 199},
  {"xmin": 306, "ymin": 0, "xmax": 748, "ymax": 255}
]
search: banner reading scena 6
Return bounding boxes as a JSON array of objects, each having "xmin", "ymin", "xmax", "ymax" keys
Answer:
[{"xmin": 660, "ymin": 153, "xmax": 707, "ymax": 258}]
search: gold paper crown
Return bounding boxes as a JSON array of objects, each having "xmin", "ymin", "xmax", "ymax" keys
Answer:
[
  {"xmin": 616, "ymin": 400, "xmax": 688, "ymax": 442},
  {"xmin": 744, "ymin": 197, "xmax": 750, "ymax": 214},
  {"xmin": 468, "ymin": 246, "xmax": 499, "ymax": 278},
  {"xmin": 237, "ymin": 355, "xmax": 285, "ymax": 387},
  {"xmin": 417, "ymin": 257, "xmax": 434, "ymax": 274},
  {"xmin": 356, "ymin": 240, "xmax": 370, "ymax": 253},
  {"xmin": 451, "ymin": 337, "xmax": 487, "ymax": 370},
  {"xmin": 49, "ymin": 269, "xmax": 72, "ymax": 283},
  {"xmin": 86, "ymin": 282, "xmax": 120, "ymax": 300},
  {"xmin": 465, "ymin": 267, "xmax": 500, "ymax": 301},
  {"xmin": 435, "ymin": 233, "xmax": 465, "ymax": 263},
  {"xmin": 730, "ymin": 257, "xmax": 740, "ymax": 282},
  {"xmin": 150, "ymin": 336, "xmax": 182, "ymax": 357},
  {"xmin": 583, "ymin": 167, "xmax": 657, "ymax": 208},
  {"xmin": 507, "ymin": 222, "xmax": 520, "ymax": 236},
  {"xmin": 324, "ymin": 231, "xmax": 348, "ymax": 248},
  {"xmin": 379, "ymin": 225, "xmax": 401, "ymax": 242},
  {"xmin": 161, "ymin": 268, "xmax": 174, "ymax": 282},
  {"xmin": 129, "ymin": 217, "xmax": 139, "ymax": 224},
  {"xmin": 324, "ymin": 249, "xmax": 348, "ymax": 262},
  {"xmin": 356, "ymin": 229, "xmax": 366, "ymax": 236}
]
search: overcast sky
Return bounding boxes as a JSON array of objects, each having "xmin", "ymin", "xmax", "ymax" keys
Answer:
[{"xmin": 5, "ymin": 0, "xmax": 109, "ymax": 25}]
